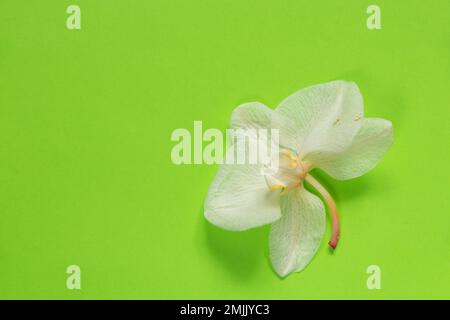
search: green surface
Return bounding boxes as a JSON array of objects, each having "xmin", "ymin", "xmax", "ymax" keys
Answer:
[{"xmin": 0, "ymin": 0, "xmax": 449, "ymax": 299}]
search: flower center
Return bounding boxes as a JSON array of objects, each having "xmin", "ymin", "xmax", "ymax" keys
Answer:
[{"xmin": 263, "ymin": 149, "xmax": 310, "ymax": 193}]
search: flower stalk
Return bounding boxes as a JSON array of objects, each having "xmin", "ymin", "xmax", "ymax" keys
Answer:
[{"xmin": 305, "ymin": 174, "xmax": 340, "ymax": 250}]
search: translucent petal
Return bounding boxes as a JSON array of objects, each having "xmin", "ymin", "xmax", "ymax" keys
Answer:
[
  {"xmin": 269, "ymin": 187, "xmax": 325, "ymax": 277},
  {"xmin": 204, "ymin": 156, "xmax": 281, "ymax": 231},
  {"xmin": 314, "ymin": 118, "xmax": 393, "ymax": 180},
  {"xmin": 230, "ymin": 102, "xmax": 274, "ymax": 130},
  {"xmin": 273, "ymin": 81, "xmax": 364, "ymax": 158}
]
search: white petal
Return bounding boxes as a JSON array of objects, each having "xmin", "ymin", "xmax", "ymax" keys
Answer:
[
  {"xmin": 230, "ymin": 102, "xmax": 274, "ymax": 130},
  {"xmin": 204, "ymin": 161, "xmax": 281, "ymax": 231},
  {"xmin": 314, "ymin": 118, "xmax": 393, "ymax": 180},
  {"xmin": 269, "ymin": 187, "xmax": 325, "ymax": 277},
  {"xmin": 273, "ymin": 81, "xmax": 364, "ymax": 158},
  {"xmin": 204, "ymin": 102, "xmax": 282, "ymax": 230},
  {"xmin": 229, "ymin": 101, "xmax": 280, "ymax": 168}
]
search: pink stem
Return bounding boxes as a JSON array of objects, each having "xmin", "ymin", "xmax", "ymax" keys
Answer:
[{"xmin": 305, "ymin": 174, "xmax": 340, "ymax": 250}]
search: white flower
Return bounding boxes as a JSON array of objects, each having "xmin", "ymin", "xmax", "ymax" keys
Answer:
[{"xmin": 204, "ymin": 80, "xmax": 393, "ymax": 277}]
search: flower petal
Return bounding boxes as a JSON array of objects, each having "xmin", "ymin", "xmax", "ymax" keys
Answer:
[
  {"xmin": 313, "ymin": 118, "xmax": 393, "ymax": 180},
  {"xmin": 230, "ymin": 102, "xmax": 274, "ymax": 130},
  {"xmin": 273, "ymin": 80, "xmax": 364, "ymax": 157},
  {"xmin": 204, "ymin": 102, "xmax": 282, "ymax": 231},
  {"xmin": 269, "ymin": 187, "xmax": 325, "ymax": 277},
  {"xmin": 204, "ymin": 161, "xmax": 281, "ymax": 231},
  {"xmin": 229, "ymin": 101, "xmax": 280, "ymax": 168}
]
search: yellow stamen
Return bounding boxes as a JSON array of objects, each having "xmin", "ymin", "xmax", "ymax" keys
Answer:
[
  {"xmin": 287, "ymin": 161, "xmax": 297, "ymax": 169},
  {"xmin": 281, "ymin": 149, "xmax": 297, "ymax": 160}
]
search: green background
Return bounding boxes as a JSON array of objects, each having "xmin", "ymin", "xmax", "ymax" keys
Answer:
[{"xmin": 0, "ymin": 0, "xmax": 449, "ymax": 299}]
